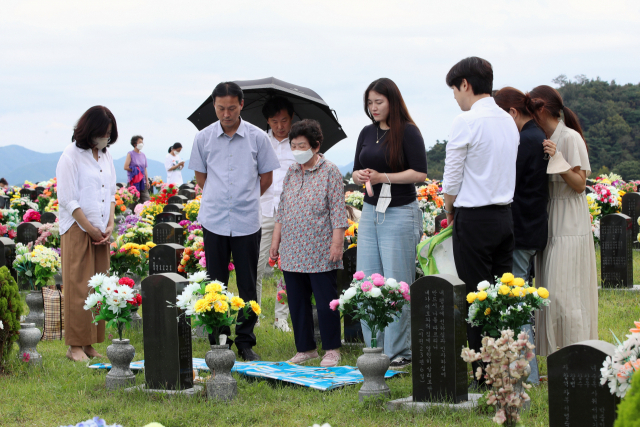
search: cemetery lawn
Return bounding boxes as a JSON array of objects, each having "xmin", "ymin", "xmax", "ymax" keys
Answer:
[{"xmin": 2, "ymin": 265, "xmax": 640, "ymax": 427}]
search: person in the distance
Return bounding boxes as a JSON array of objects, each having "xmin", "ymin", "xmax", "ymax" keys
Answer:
[{"xmin": 165, "ymin": 142, "xmax": 185, "ymax": 186}]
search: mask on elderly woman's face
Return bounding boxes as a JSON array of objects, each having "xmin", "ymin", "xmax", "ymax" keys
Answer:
[{"xmin": 292, "ymin": 149, "xmax": 314, "ymax": 164}]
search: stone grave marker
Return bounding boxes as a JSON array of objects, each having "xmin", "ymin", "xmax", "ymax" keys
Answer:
[
  {"xmin": 163, "ymin": 203, "xmax": 185, "ymax": 215},
  {"xmin": 149, "ymin": 243, "xmax": 185, "ymax": 277},
  {"xmin": 548, "ymin": 340, "xmax": 620, "ymax": 427},
  {"xmin": 621, "ymin": 192, "xmax": 640, "ymax": 249},
  {"xmin": 178, "ymin": 189, "xmax": 196, "ymax": 200},
  {"xmin": 600, "ymin": 213, "xmax": 633, "ymax": 288},
  {"xmin": 434, "ymin": 212, "xmax": 447, "ymax": 233},
  {"xmin": 155, "ymin": 212, "xmax": 183, "ymax": 224},
  {"xmin": 344, "ymin": 184, "xmax": 363, "ymax": 194},
  {"xmin": 16, "ymin": 222, "xmax": 41, "ymax": 246},
  {"xmin": 0, "ymin": 237, "xmax": 17, "ymax": 280},
  {"xmin": 410, "ymin": 274, "xmax": 468, "ymax": 403},
  {"xmin": 141, "ymin": 273, "xmax": 194, "ymax": 391},
  {"xmin": 168, "ymin": 195, "xmax": 188, "ymax": 205},
  {"xmin": 34, "ymin": 186, "xmax": 45, "ymax": 199},
  {"xmin": 337, "ymin": 247, "xmax": 363, "ymax": 343},
  {"xmin": 153, "ymin": 222, "xmax": 184, "ymax": 246},
  {"xmin": 116, "ymin": 183, "xmax": 124, "ymax": 188},
  {"xmin": 179, "ymin": 183, "xmax": 195, "ymax": 190},
  {"xmin": 40, "ymin": 212, "xmax": 58, "ymax": 225},
  {"xmin": 0, "ymin": 195, "xmax": 9, "ymax": 209},
  {"xmin": 20, "ymin": 188, "xmax": 36, "ymax": 202}
]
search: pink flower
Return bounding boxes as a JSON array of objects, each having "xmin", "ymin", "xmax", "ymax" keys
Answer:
[
  {"xmin": 8, "ymin": 229, "xmax": 16, "ymax": 239},
  {"xmin": 353, "ymin": 271, "xmax": 365, "ymax": 281},
  {"xmin": 23, "ymin": 209, "xmax": 41, "ymax": 223},
  {"xmin": 373, "ymin": 276, "xmax": 385, "ymax": 287},
  {"xmin": 402, "ymin": 292, "xmax": 411, "ymax": 302},
  {"xmin": 110, "ymin": 251, "xmax": 115, "ymax": 256},
  {"xmin": 199, "ymin": 257, "xmax": 206, "ymax": 268},
  {"xmin": 0, "ymin": 224, "xmax": 7, "ymax": 235},
  {"xmin": 399, "ymin": 282, "xmax": 410, "ymax": 294},
  {"xmin": 329, "ymin": 299, "xmax": 340, "ymax": 311},
  {"xmin": 440, "ymin": 218, "xmax": 448, "ymax": 228},
  {"xmin": 228, "ymin": 262, "xmax": 235, "ymax": 271},
  {"xmin": 21, "ymin": 352, "xmax": 30, "ymax": 362},
  {"xmin": 361, "ymin": 281, "xmax": 373, "ymax": 292},
  {"xmin": 370, "ymin": 273, "xmax": 383, "ymax": 281},
  {"xmin": 493, "ymin": 409, "xmax": 506, "ymax": 425}
]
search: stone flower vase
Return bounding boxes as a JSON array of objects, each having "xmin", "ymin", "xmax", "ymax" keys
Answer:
[
  {"xmin": 105, "ymin": 339, "xmax": 136, "ymax": 390},
  {"xmin": 357, "ymin": 347, "xmax": 390, "ymax": 402},
  {"xmin": 205, "ymin": 343, "xmax": 237, "ymax": 401},
  {"xmin": 25, "ymin": 289, "xmax": 44, "ymax": 329},
  {"xmin": 17, "ymin": 323, "xmax": 42, "ymax": 365}
]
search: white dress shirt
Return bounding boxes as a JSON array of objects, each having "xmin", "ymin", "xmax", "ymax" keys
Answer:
[
  {"xmin": 56, "ymin": 143, "xmax": 117, "ymax": 235},
  {"xmin": 443, "ymin": 97, "xmax": 519, "ymax": 208},
  {"xmin": 260, "ymin": 129, "xmax": 296, "ymax": 218}
]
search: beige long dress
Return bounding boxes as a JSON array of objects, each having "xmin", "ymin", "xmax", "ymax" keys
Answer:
[{"xmin": 535, "ymin": 120, "xmax": 598, "ymax": 356}]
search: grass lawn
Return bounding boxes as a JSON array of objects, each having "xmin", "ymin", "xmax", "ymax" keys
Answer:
[{"xmin": 2, "ymin": 256, "xmax": 640, "ymax": 427}]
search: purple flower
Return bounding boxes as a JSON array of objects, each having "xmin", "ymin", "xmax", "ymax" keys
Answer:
[
  {"xmin": 179, "ymin": 219, "xmax": 192, "ymax": 228},
  {"xmin": 118, "ymin": 214, "xmax": 143, "ymax": 235}
]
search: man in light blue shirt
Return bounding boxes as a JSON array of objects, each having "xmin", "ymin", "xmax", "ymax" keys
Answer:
[{"xmin": 189, "ymin": 81, "xmax": 280, "ymax": 361}]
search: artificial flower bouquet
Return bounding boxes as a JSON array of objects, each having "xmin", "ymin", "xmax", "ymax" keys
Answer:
[
  {"xmin": 83, "ymin": 274, "xmax": 142, "ymax": 340},
  {"xmin": 589, "ymin": 183, "xmax": 621, "ymax": 216},
  {"xmin": 600, "ymin": 319, "xmax": 640, "ymax": 398},
  {"xmin": 0, "ymin": 209, "xmax": 19, "ymax": 239},
  {"xmin": 184, "ymin": 199, "xmax": 200, "ymax": 222},
  {"xmin": 36, "ymin": 188, "xmax": 54, "ymax": 212},
  {"xmin": 139, "ymin": 204, "xmax": 164, "ymax": 223},
  {"xmin": 116, "ymin": 186, "xmax": 140, "ymax": 206},
  {"xmin": 178, "ymin": 224, "xmax": 205, "ymax": 274},
  {"xmin": 344, "ymin": 219, "xmax": 358, "ymax": 249},
  {"xmin": 466, "ymin": 273, "xmax": 550, "ymax": 339},
  {"xmin": 119, "ymin": 216, "xmax": 153, "ymax": 245},
  {"xmin": 34, "ymin": 222, "xmax": 60, "ymax": 250},
  {"xmin": 345, "ymin": 191, "xmax": 364, "ymax": 210},
  {"xmin": 109, "ymin": 238, "xmax": 154, "ymax": 277},
  {"xmin": 151, "ymin": 176, "xmax": 163, "ymax": 187},
  {"xmin": 151, "ymin": 183, "xmax": 178, "ymax": 205},
  {"xmin": 416, "ymin": 183, "xmax": 444, "ymax": 237},
  {"xmin": 45, "ymin": 198, "xmax": 58, "ymax": 212},
  {"xmin": 10, "ymin": 195, "xmax": 38, "ymax": 218},
  {"xmin": 22, "ymin": 209, "xmax": 41, "ymax": 223},
  {"xmin": 13, "ymin": 243, "xmax": 61, "ymax": 289},
  {"xmin": 331, "ymin": 271, "xmax": 410, "ymax": 348},
  {"xmin": 174, "ymin": 272, "xmax": 259, "ymax": 340}
]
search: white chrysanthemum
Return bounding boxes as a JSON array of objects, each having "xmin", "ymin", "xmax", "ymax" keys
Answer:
[
  {"xmin": 106, "ymin": 294, "xmax": 126, "ymax": 314},
  {"xmin": 184, "ymin": 298, "xmax": 198, "ymax": 316},
  {"xmin": 343, "ymin": 287, "xmax": 357, "ymax": 301},
  {"xmin": 88, "ymin": 273, "xmax": 107, "ymax": 289},
  {"xmin": 116, "ymin": 285, "xmax": 134, "ymax": 301},
  {"xmin": 477, "ymin": 280, "xmax": 491, "ymax": 291},
  {"xmin": 83, "ymin": 293, "xmax": 101, "ymax": 310},
  {"xmin": 188, "ymin": 271, "xmax": 209, "ymax": 283},
  {"xmin": 369, "ymin": 287, "xmax": 382, "ymax": 298}
]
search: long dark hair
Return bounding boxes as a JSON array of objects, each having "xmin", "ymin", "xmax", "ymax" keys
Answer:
[
  {"xmin": 72, "ymin": 106, "xmax": 118, "ymax": 152},
  {"xmin": 364, "ymin": 78, "xmax": 418, "ymax": 172},
  {"xmin": 529, "ymin": 85, "xmax": 587, "ymax": 149},
  {"xmin": 493, "ymin": 87, "xmax": 545, "ymax": 130}
]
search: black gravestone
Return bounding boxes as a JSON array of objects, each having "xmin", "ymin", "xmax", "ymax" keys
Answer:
[
  {"xmin": 434, "ymin": 212, "xmax": 447, "ymax": 234},
  {"xmin": 0, "ymin": 237, "xmax": 17, "ymax": 280},
  {"xmin": 344, "ymin": 184, "xmax": 363, "ymax": 194},
  {"xmin": 16, "ymin": 222, "xmax": 42, "ymax": 246},
  {"xmin": 0, "ymin": 195, "xmax": 9, "ymax": 209},
  {"xmin": 585, "ymin": 186, "xmax": 594, "ymax": 195},
  {"xmin": 40, "ymin": 212, "xmax": 58, "ymax": 225},
  {"xmin": 141, "ymin": 273, "xmax": 193, "ymax": 390},
  {"xmin": 621, "ymin": 192, "xmax": 640, "ymax": 249},
  {"xmin": 149, "ymin": 243, "xmax": 185, "ymax": 277},
  {"xmin": 178, "ymin": 189, "xmax": 196, "ymax": 200},
  {"xmin": 155, "ymin": 212, "xmax": 183, "ymax": 224},
  {"xmin": 163, "ymin": 203, "xmax": 185, "ymax": 215},
  {"xmin": 20, "ymin": 188, "xmax": 36, "ymax": 202},
  {"xmin": 337, "ymin": 247, "xmax": 363, "ymax": 343},
  {"xmin": 116, "ymin": 183, "xmax": 124, "ymax": 188},
  {"xmin": 548, "ymin": 340, "xmax": 620, "ymax": 427},
  {"xmin": 600, "ymin": 213, "xmax": 633, "ymax": 288},
  {"xmin": 153, "ymin": 222, "xmax": 184, "ymax": 246},
  {"xmin": 168, "ymin": 195, "xmax": 188, "ymax": 205},
  {"xmin": 411, "ymin": 274, "xmax": 468, "ymax": 403},
  {"xmin": 34, "ymin": 186, "xmax": 45, "ymax": 199},
  {"xmin": 179, "ymin": 183, "xmax": 195, "ymax": 190}
]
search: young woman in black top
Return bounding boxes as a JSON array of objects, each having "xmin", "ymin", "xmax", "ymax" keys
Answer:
[{"xmin": 352, "ymin": 78, "xmax": 427, "ymax": 367}]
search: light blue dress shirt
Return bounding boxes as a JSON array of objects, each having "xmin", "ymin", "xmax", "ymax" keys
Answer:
[{"xmin": 189, "ymin": 118, "xmax": 280, "ymax": 236}]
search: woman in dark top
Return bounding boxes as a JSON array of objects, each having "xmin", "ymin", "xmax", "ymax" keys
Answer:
[
  {"xmin": 493, "ymin": 86, "xmax": 557, "ymax": 385},
  {"xmin": 352, "ymin": 78, "xmax": 427, "ymax": 368}
]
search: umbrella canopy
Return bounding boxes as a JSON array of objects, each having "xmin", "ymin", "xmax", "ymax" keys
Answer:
[{"xmin": 187, "ymin": 77, "xmax": 347, "ymax": 153}]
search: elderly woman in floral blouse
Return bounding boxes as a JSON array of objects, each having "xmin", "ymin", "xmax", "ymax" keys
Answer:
[{"xmin": 270, "ymin": 119, "xmax": 348, "ymax": 367}]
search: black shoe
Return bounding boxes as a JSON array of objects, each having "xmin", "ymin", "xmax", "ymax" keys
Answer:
[
  {"xmin": 238, "ymin": 348, "xmax": 261, "ymax": 361},
  {"xmin": 389, "ymin": 357, "xmax": 411, "ymax": 369}
]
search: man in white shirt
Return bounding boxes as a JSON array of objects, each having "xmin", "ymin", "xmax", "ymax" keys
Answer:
[
  {"xmin": 257, "ymin": 96, "xmax": 296, "ymax": 332},
  {"xmin": 442, "ymin": 57, "xmax": 519, "ymax": 389}
]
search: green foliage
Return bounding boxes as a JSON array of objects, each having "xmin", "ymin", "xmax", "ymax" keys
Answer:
[
  {"xmin": 425, "ymin": 139, "xmax": 447, "ymax": 180},
  {"xmin": 0, "ymin": 266, "xmax": 24, "ymax": 371},
  {"xmin": 614, "ymin": 160, "xmax": 640, "ymax": 181},
  {"xmin": 615, "ymin": 369, "xmax": 640, "ymax": 427}
]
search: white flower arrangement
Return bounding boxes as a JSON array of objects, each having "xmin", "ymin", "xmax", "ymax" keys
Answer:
[{"xmin": 601, "ymin": 321, "xmax": 640, "ymax": 398}]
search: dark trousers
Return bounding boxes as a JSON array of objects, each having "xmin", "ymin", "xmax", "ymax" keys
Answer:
[
  {"xmin": 452, "ymin": 205, "xmax": 514, "ymax": 383},
  {"xmin": 283, "ymin": 270, "xmax": 342, "ymax": 353},
  {"xmin": 203, "ymin": 227, "xmax": 261, "ymax": 350}
]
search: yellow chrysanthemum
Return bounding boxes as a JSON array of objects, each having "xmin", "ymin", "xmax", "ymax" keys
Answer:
[
  {"xmin": 498, "ymin": 285, "xmax": 510, "ymax": 296},
  {"xmin": 140, "ymin": 245, "xmax": 150, "ymax": 252},
  {"xmin": 500, "ymin": 273, "xmax": 514, "ymax": 285},
  {"xmin": 512, "ymin": 278, "xmax": 525, "ymax": 287},
  {"xmin": 249, "ymin": 300, "xmax": 261, "ymax": 315},
  {"xmin": 131, "ymin": 249, "xmax": 141, "ymax": 256},
  {"xmin": 348, "ymin": 243, "xmax": 357, "ymax": 249},
  {"xmin": 484, "ymin": 308, "xmax": 491, "ymax": 316},
  {"xmin": 147, "ymin": 242, "xmax": 156, "ymax": 248},
  {"xmin": 204, "ymin": 292, "xmax": 221, "ymax": 304},
  {"xmin": 205, "ymin": 282, "xmax": 223, "ymax": 294},
  {"xmin": 466, "ymin": 292, "xmax": 477, "ymax": 304},
  {"xmin": 477, "ymin": 291, "xmax": 487, "ymax": 301},
  {"xmin": 526, "ymin": 287, "xmax": 537, "ymax": 294},
  {"xmin": 230, "ymin": 296, "xmax": 245, "ymax": 311},
  {"xmin": 194, "ymin": 299, "xmax": 211, "ymax": 314},
  {"xmin": 213, "ymin": 300, "xmax": 229, "ymax": 313},
  {"xmin": 537, "ymin": 287, "xmax": 550, "ymax": 299}
]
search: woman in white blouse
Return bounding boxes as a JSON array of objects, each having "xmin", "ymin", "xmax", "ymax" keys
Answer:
[
  {"xmin": 56, "ymin": 106, "xmax": 118, "ymax": 362},
  {"xmin": 165, "ymin": 142, "xmax": 184, "ymax": 185}
]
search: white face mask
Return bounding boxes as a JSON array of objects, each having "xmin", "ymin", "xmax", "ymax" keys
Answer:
[
  {"xmin": 137, "ymin": 143, "xmax": 144, "ymax": 150},
  {"xmin": 93, "ymin": 137, "xmax": 109, "ymax": 150},
  {"xmin": 293, "ymin": 148, "xmax": 314, "ymax": 165}
]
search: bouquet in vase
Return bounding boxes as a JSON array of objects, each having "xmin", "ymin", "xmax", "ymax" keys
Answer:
[
  {"xmin": 600, "ymin": 319, "xmax": 640, "ymax": 398},
  {"xmin": 151, "ymin": 183, "xmax": 178, "ymax": 205},
  {"xmin": 0, "ymin": 209, "xmax": 19, "ymax": 239},
  {"xmin": 344, "ymin": 219, "xmax": 358, "ymax": 249},
  {"xmin": 345, "ymin": 191, "xmax": 364, "ymax": 210},
  {"xmin": 184, "ymin": 199, "xmax": 200, "ymax": 222},
  {"xmin": 34, "ymin": 222, "xmax": 60, "ymax": 250},
  {"xmin": 590, "ymin": 183, "xmax": 621, "ymax": 216},
  {"xmin": 10, "ymin": 196, "xmax": 38, "ymax": 218},
  {"xmin": 331, "ymin": 271, "xmax": 410, "ymax": 348},
  {"xmin": 13, "ymin": 243, "xmax": 61, "ymax": 289},
  {"xmin": 109, "ymin": 238, "xmax": 155, "ymax": 278},
  {"xmin": 83, "ymin": 274, "xmax": 142, "ymax": 340}
]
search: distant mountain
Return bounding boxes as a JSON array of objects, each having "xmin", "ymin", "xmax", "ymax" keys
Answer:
[
  {"xmin": 338, "ymin": 161, "xmax": 354, "ymax": 176},
  {"xmin": 0, "ymin": 145, "xmax": 193, "ymax": 186}
]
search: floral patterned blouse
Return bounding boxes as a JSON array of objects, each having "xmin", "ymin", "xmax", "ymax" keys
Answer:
[{"xmin": 276, "ymin": 154, "xmax": 349, "ymax": 273}]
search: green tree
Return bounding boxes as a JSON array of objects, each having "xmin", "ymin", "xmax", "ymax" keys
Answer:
[
  {"xmin": 426, "ymin": 140, "xmax": 447, "ymax": 180},
  {"xmin": 0, "ymin": 266, "xmax": 23, "ymax": 372},
  {"xmin": 614, "ymin": 161, "xmax": 640, "ymax": 181},
  {"xmin": 615, "ymin": 369, "xmax": 640, "ymax": 427}
]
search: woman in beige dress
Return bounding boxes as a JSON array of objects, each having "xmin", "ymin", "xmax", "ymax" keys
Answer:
[{"xmin": 530, "ymin": 85, "xmax": 598, "ymax": 356}]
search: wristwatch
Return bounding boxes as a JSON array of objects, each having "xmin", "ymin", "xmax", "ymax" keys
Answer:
[{"xmin": 443, "ymin": 207, "xmax": 455, "ymax": 214}]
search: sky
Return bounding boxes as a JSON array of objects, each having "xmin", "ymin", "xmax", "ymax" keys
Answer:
[{"xmin": 1, "ymin": 0, "xmax": 639, "ymax": 171}]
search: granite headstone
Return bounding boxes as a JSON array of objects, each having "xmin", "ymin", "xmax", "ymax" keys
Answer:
[
  {"xmin": 600, "ymin": 213, "xmax": 633, "ymax": 288},
  {"xmin": 20, "ymin": 188, "xmax": 36, "ymax": 202},
  {"xmin": 0, "ymin": 237, "xmax": 17, "ymax": 279},
  {"xmin": 548, "ymin": 340, "xmax": 620, "ymax": 427},
  {"xmin": 337, "ymin": 247, "xmax": 363, "ymax": 343},
  {"xmin": 411, "ymin": 274, "xmax": 468, "ymax": 403},
  {"xmin": 141, "ymin": 273, "xmax": 194, "ymax": 390},
  {"xmin": 116, "ymin": 183, "xmax": 124, "ymax": 188},
  {"xmin": 0, "ymin": 195, "xmax": 9, "ymax": 209},
  {"xmin": 621, "ymin": 192, "xmax": 640, "ymax": 249},
  {"xmin": 178, "ymin": 189, "xmax": 196, "ymax": 200},
  {"xmin": 16, "ymin": 222, "xmax": 42, "ymax": 246},
  {"xmin": 168, "ymin": 195, "xmax": 188, "ymax": 205},
  {"xmin": 40, "ymin": 212, "xmax": 58, "ymax": 225},
  {"xmin": 163, "ymin": 203, "xmax": 185, "ymax": 215},
  {"xmin": 155, "ymin": 212, "xmax": 183, "ymax": 224},
  {"xmin": 179, "ymin": 183, "xmax": 195, "ymax": 190},
  {"xmin": 153, "ymin": 222, "xmax": 184, "ymax": 246},
  {"xmin": 149, "ymin": 243, "xmax": 185, "ymax": 277}
]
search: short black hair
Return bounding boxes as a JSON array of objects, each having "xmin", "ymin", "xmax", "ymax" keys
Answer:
[
  {"xmin": 262, "ymin": 96, "xmax": 294, "ymax": 120},
  {"xmin": 212, "ymin": 81, "xmax": 244, "ymax": 104},
  {"xmin": 289, "ymin": 119, "xmax": 323, "ymax": 150},
  {"xmin": 168, "ymin": 142, "xmax": 182, "ymax": 153},
  {"xmin": 72, "ymin": 106, "xmax": 118, "ymax": 152},
  {"xmin": 131, "ymin": 135, "xmax": 143, "ymax": 147},
  {"xmin": 446, "ymin": 57, "xmax": 493, "ymax": 95},
  {"xmin": 0, "ymin": 178, "xmax": 7, "ymax": 186}
]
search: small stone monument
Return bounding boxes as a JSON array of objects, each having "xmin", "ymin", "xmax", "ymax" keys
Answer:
[
  {"xmin": 434, "ymin": 212, "xmax": 447, "ymax": 233},
  {"xmin": 16, "ymin": 222, "xmax": 42, "ymax": 246},
  {"xmin": 20, "ymin": 188, "xmax": 36, "ymax": 201},
  {"xmin": 548, "ymin": 340, "xmax": 620, "ymax": 427},
  {"xmin": 179, "ymin": 183, "xmax": 195, "ymax": 190},
  {"xmin": 163, "ymin": 203, "xmax": 184, "ymax": 215},
  {"xmin": 338, "ymin": 247, "xmax": 363, "ymax": 344},
  {"xmin": 133, "ymin": 273, "xmax": 199, "ymax": 395},
  {"xmin": 40, "ymin": 212, "xmax": 58, "ymax": 225},
  {"xmin": 178, "ymin": 189, "xmax": 196, "ymax": 200},
  {"xmin": 0, "ymin": 195, "xmax": 9, "ymax": 209},
  {"xmin": 153, "ymin": 222, "xmax": 184, "ymax": 246},
  {"xmin": 116, "ymin": 183, "xmax": 124, "ymax": 188},
  {"xmin": 168, "ymin": 195, "xmax": 188, "ymax": 205},
  {"xmin": 388, "ymin": 274, "xmax": 475, "ymax": 412},
  {"xmin": 34, "ymin": 186, "xmax": 45, "ymax": 199},
  {"xmin": 149, "ymin": 243, "xmax": 185, "ymax": 277},
  {"xmin": 155, "ymin": 212, "xmax": 183, "ymax": 224},
  {"xmin": 621, "ymin": 192, "xmax": 640, "ymax": 249},
  {"xmin": 0, "ymin": 237, "xmax": 17, "ymax": 280},
  {"xmin": 600, "ymin": 213, "xmax": 633, "ymax": 288}
]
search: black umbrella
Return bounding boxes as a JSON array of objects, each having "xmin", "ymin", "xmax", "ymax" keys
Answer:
[{"xmin": 187, "ymin": 77, "xmax": 347, "ymax": 153}]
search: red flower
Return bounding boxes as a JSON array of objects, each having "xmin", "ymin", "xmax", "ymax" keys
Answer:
[
  {"xmin": 128, "ymin": 293, "xmax": 142, "ymax": 307},
  {"xmin": 440, "ymin": 218, "xmax": 448, "ymax": 228},
  {"xmin": 228, "ymin": 262, "xmax": 235, "ymax": 271},
  {"xmin": 118, "ymin": 277, "xmax": 135, "ymax": 288}
]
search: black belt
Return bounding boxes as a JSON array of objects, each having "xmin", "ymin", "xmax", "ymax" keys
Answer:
[{"xmin": 456, "ymin": 204, "xmax": 511, "ymax": 211}]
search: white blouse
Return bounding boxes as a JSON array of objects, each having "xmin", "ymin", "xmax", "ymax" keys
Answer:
[
  {"xmin": 56, "ymin": 143, "xmax": 117, "ymax": 235},
  {"xmin": 164, "ymin": 152, "xmax": 184, "ymax": 185}
]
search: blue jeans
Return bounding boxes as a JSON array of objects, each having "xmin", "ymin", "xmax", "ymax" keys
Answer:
[
  {"xmin": 512, "ymin": 248, "xmax": 540, "ymax": 385},
  {"xmin": 357, "ymin": 201, "xmax": 422, "ymax": 360}
]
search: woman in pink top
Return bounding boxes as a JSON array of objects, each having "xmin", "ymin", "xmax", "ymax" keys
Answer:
[{"xmin": 124, "ymin": 135, "xmax": 150, "ymax": 202}]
